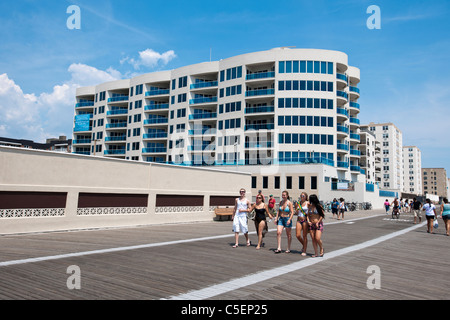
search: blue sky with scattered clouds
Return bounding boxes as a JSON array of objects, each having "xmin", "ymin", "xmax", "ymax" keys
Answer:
[{"xmin": 0, "ymin": 0, "xmax": 449, "ymax": 172}]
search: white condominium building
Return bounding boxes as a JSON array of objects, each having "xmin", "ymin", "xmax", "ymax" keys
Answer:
[
  {"xmin": 403, "ymin": 146, "xmax": 422, "ymax": 195},
  {"xmin": 73, "ymin": 47, "xmax": 363, "ymax": 186},
  {"xmin": 361, "ymin": 123, "xmax": 403, "ymax": 192},
  {"xmin": 358, "ymin": 128, "xmax": 381, "ymax": 185}
]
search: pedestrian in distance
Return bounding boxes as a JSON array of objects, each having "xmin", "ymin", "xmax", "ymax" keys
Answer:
[
  {"xmin": 440, "ymin": 198, "xmax": 450, "ymax": 236},
  {"xmin": 384, "ymin": 199, "xmax": 390, "ymax": 214},
  {"xmin": 307, "ymin": 194, "xmax": 325, "ymax": 258},
  {"xmin": 232, "ymin": 188, "xmax": 251, "ymax": 248},
  {"xmin": 338, "ymin": 198, "xmax": 345, "ymax": 220},
  {"xmin": 295, "ymin": 192, "xmax": 310, "ymax": 256},
  {"xmin": 274, "ymin": 190, "xmax": 294, "ymax": 253},
  {"xmin": 246, "ymin": 194, "xmax": 274, "ymax": 249},
  {"xmin": 412, "ymin": 197, "xmax": 422, "ymax": 224},
  {"xmin": 423, "ymin": 198, "xmax": 437, "ymax": 234},
  {"xmin": 391, "ymin": 198, "xmax": 400, "ymax": 219},
  {"xmin": 268, "ymin": 194, "xmax": 276, "ymax": 216},
  {"xmin": 331, "ymin": 198, "xmax": 339, "ymax": 219}
]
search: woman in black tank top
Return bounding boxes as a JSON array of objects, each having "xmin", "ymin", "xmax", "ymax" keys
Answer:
[{"xmin": 247, "ymin": 194, "xmax": 274, "ymax": 249}]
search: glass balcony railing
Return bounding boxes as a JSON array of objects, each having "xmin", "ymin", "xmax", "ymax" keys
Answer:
[
  {"xmin": 245, "ymin": 142, "xmax": 273, "ymax": 148},
  {"xmin": 73, "ymin": 139, "xmax": 91, "ymax": 144},
  {"xmin": 337, "ymin": 125, "xmax": 349, "ymax": 134},
  {"xmin": 336, "ymin": 73, "xmax": 347, "ymax": 82},
  {"xmin": 349, "ymin": 102, "xmax": 360, "ymax": 109},
  {"xmin": 144, "ymin": 104, "xmax": 169, "ymax": 111},
  {"xmin": 245, "ymin": 89, "xmax": 275, "ymax": 97},
  {"xmin": 105, "ymin": 136, "xmax": 126, "ymax": 142},
  {"xmin": 350, "ymin": 133, "xmax": 361, "ymax": 140},
  {"xmin": 143, "ymin": 132, "xmax": 168, "ymax": 139},
  {"xmin": 337, "ymin": 91, "xmax": 348, "ymax": 99},
  {"xmin": 337, "ymin": 161, "xmax": 349, "ymax": 168},
  {"xmin": 246, "ymin": 72, "xmax": 275, "ymax": 80},
  {"xmin": 244, "ymin": 106, "xmax": 275, "ymax": 114},
  {"xmin": 142, "ymin": 147, "xmax": 167, "ymax": 153},
  {"xmin": 349, "ymin": 86, "xmax": 360, "ymax": 94},
  {"xmin": 189, "ymin": 97, "xmax": 218, "ymax": 105},
  {"xmin": 188, "ymin": 113, "xmax": 217, "ymax": 120},
  {"xmin": 350, "ymin": 165, "xmax": 361, "ymax": 172},
  {"xmin": 337, "ymin": 143, "xmax": 349, "ymax": 151},
  {"xmin": 105, "ymin": 123, "xmax": 127, "ymax": 129},
  {"xmin": 107, "ymin": 109, "xmax": 128, "ymax": 116},
  {"xmin": 145, "ymin": 89, "xmax": 170, "ymax": 96},
  {"xmin": 190, "ymin": 81, "xmax": 218, "ymax": 89},
  {"xmin": 350, "ymin": 149, "xmax": 361, "ymax": 156},
  {"xmin": 244, "ymin": 123, "xmax": 275, "ymax": 131},
  {"xmin": 188, "ymin": 128, "xmax": 217, "ymax": 135},
  {"xmin": 144, "ymin": 118, "xmax": 168, "ymax": 125},
  {"xmin": 75, "ymin": 101, "xmax": 94, "ymax": 108},
  {"xmin": 107, "ymin": 96, "xmax": 129, "ymax": 102},
  {"xmin": 337, "ymin": 108, "xmax": 349, "ymax": 117},
  {"xmin": 349, "ymin": 117, "xmax": 360, "ymax": 125},
  {"xmin": 104, "ymin": 149, "xmax": 126, "ymax": 155}
]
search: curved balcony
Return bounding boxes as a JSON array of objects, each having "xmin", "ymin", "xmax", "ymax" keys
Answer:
[
  {"xmin": 349, "ymin": 86, "xmax": 360, "ymax": 100},
  {"xmin": 349, "ymin": 133, "xmax": 360, "ymax": 142},
  {"xmin": 349, "ymin": 117, "xmax": 360, "ymax": 127},
  {"xmin": 349, "ymin": 149, "xmax": 361, "ymax": 157},
  {"xmin": 337, "ymin": 143, "xmax": 349, "ymax": 152},
  {"xmin": 337, "ymin": 125, "xmax": 349, "ymax": 137},
  {"xmin": 336, "ymin": 73, "xmax": 347, "ymax": 89},
  {"xmin": 350, "ymin": 165, "xmax": 361, "ymax": 172},
  {"xmin": 336, "ymin": 90, "xmax": 348, "ymax": 106},
  {"xmin": 336, "ymin": 107, "xmax": 349, "ymax": 120},
  {"xmin": 244, "ymin": 123, "xmax": 275, "ymax": 131}
]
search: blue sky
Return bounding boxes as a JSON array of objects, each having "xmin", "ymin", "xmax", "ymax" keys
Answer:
[{"xmin": 0, "ymin": 0, "xmax": 449, "ymax": 173}]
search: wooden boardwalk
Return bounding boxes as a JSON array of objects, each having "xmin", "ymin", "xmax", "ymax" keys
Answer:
[{"xmin": 0, "ymin": 209, "xmax": 449, "ymax": 300}]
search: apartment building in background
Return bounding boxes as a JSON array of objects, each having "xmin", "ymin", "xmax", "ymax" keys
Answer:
[
  {"xmin": 403, "ymin": 146, "xmax": 422, "ymax": 195},
  {"xmin": 358, "ymin": 127, "xmax": 381, "ymax": 185},
  {"xmin": 422, "ymin": 168, "xmax": 448, "ymax": 198},
  {"xmin": 360, "ymin": 123, "xmax": 403, "ymax": 192}
]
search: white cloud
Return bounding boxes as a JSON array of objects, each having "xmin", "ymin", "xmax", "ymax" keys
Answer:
[
  {"xmin": 125, "ymin": 48, "xmax": 176, "ymax": 70},
  {"xmin": 0, "ymin": 64, "xmax": 122, "ymax": 142}
]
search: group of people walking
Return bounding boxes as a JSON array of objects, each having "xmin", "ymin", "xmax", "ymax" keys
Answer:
[
  {"xmin": 232, "ymin": 188, "xmax": 325, "ymax": 258},
  {"xmin": 384, "ymin": 197, "xmax": 450, "ymax": 235}
]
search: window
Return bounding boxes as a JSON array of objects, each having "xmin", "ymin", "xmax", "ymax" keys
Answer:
[
  {"xmin": 299, "ymin": 176, "xmax": 305, "ymax": 189},
  {"xmin": 251, "ymin": 176, "xmax": 257, "ymax": 189},
  {"xmin": 263, "ymin": 176, "xmax": 268, "ymax": 189},
  {"xmin": 286, "ymin": 176, "xmax": 292, "ymax": 189},
  {"xmin": 311, "ymin": 176, "xmax": 317, "ymax": 189},
  {"xmin": 274, "ymin": 176, "xmax": 280, "ymax": 189}
]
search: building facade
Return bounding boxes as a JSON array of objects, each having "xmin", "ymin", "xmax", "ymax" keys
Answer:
[
  {"xmin": 74, "ymin": 48, "xmax": 363, "ymax": 180},
  {"xmin": 361, "ymin": 123, "xmax": 403, "ymax": 192},
  {"xmin": 358, "ymin": 128, "xmax": 381, "ymax": 185},
  {"xmin": 422, "ymin": 168, "xmax": 448, "ymax": 198},
  {"xmin": 403, "ymin": 146, "xmax": 422, "ymax": 195}
]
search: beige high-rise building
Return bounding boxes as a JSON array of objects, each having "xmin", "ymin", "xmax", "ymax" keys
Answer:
[
  {"xmin": 403, "ymin": 146, "xmax": 422, "ymax": 195},
  {"xmin": 422, "ymin": 168, "xmax": 448, "ymax": 198}
]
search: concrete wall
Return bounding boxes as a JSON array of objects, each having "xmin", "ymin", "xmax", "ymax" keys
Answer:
[{"xmin": 0, "ymin": 146, "xmax": 250, "ymax": 234}]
